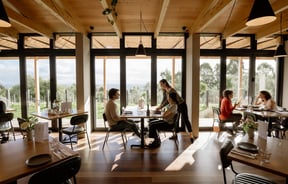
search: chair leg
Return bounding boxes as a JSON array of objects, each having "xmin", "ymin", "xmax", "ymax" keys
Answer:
[
  {"xmin": 222, "ymin": 167, "xmax": 227, "ymax": 184},
  {"xmin": 69, "ymin": 136, "xmax": 73, "ymax": 150},
  {"xmin": 9, "ymin": 121, "xmax": 15, "ymax": 141},
  {"xmin": 85, "ymin": 132, "xmax": 91, "ymax": 149},
  {"xmin": 121, "ymin": 132, "xmax": 126, "ymax": 149},
  {"xmin": 102, "ymin": 132, "xmax": 109, "ymax": 150}
]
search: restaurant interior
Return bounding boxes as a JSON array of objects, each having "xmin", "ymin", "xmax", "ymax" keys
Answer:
[{"xmin": 0, "ymin": 0, "xmax": 288, "ymax": 183}]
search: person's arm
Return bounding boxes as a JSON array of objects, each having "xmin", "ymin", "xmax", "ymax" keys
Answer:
[{"xmin": 156, "ymin": 91, "xmax": 168, "ymax": 110}]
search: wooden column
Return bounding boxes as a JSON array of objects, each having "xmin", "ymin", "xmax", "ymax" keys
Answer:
[
  {"xmin": 75, "ymin": 33, "xmax": 91, "ymax": 134},
  {"xmin": 186, "ymin": 34, "xmax": 200, "ymax": 138}
]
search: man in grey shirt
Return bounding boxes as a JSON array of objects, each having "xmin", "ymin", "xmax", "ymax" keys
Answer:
[{"xmin": 105, "ymin": 88, "xmax": 140, "ymax": 137}]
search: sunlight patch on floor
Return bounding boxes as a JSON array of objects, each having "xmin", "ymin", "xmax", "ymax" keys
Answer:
[{"xmin": 164, "ymin": 133, "xmax": 212, "ymax": 171}]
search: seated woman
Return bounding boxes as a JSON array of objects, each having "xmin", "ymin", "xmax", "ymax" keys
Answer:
[
  {"xmin": 148, "ymin": 92, "xmax": 178, "ymax": 148},
  {"xmin": 254, "ymin": 90, "xmax": 277, "ymax": 111},
  {"xmin": 254, "ymin": 90, "xmax": 277, "ymax": 136},
  {"xmin": 219, "ymin": 89, "xmax": 242, "ymax": 134}
]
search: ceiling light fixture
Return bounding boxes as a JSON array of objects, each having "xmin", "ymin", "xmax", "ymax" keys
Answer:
[
  {"xmin": 246, "ymin": 0, "xmax": 276, "ymax": 27},
  {"xmin": 274, "ymin": 13, "xmax": 287, "ymax": 58},
  {"xmin": 135, "ymin": 11, "xmax": 146, "ymax": 57},
  {"xmin": 0, "ymin": 0, "xmax": 11, "ymax": 27}
]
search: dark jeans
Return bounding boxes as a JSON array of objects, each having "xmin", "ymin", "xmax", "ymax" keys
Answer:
[
  {"xmin": 178, "ymin": 102, "xmax": 192, "ymax": 133},
  {"xmin": 148, "ymin": 120, "xmax": 173, "ymax": 140},
  {"xmin": 111, "ymin": 120, "xmax": 141, "ymax": 137},
  {"xmin": 222, "ymin": 113, "xmax": 242, "ymax": 130}
]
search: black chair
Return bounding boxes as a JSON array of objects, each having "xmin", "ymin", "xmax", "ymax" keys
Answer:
[
  {"xmin": 28, "ymin": 156, "xmax": 81, "ymax": 184},
  {"xmin": 61, "ymin": 114, "xmax": 91, "ymax": 150},
  {"xmin": 102, "ymin": 113, "xmax": 129, "ymax": 150},
  {"xmin": 159, "ymin": 113, "xmax": 180, "ymax": 147},
  {"xmin": 219, "ymin": 139, "xmax": 275, "ymax": 184},
  {"xmin": 271, "ymin": 117, "xmax": 288, "ymax": 139},
  {"xmin": 0, "ymin": 112, "xmax": 15, "ymax": 142}
]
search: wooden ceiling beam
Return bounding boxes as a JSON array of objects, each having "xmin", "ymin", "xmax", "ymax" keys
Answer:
[
  {"xmin": 99, "ymin": 0, "xmax": 122, "ymax": 38},
  {"xmin": 33, "ymin": 0, "xmax": 86, "ymax": 34},
  {"xmin": 0, "ymin": 27, "xmax": 19, "ymax": 39},
  {"xmin": 154, "ymin": 0, "xmax": 170, "ymax": 38},
  {"xmin": 190, "ymin": 0, "xmax": 232, "ymax": 33},
  {"xmin": 5, "ymin": 6, "xmax": 53, "ymax": 38}
]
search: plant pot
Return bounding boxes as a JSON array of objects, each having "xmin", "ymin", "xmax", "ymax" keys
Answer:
[
  {"xmin": 26, "ymin": 130, "xmax": 34, "ymax": 141},
  {"xmin": 247, "ymin": 128, "xmax": 255, "ymax": 139}
]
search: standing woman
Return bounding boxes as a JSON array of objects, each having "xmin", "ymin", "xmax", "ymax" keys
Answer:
[{"xmin": 156, "ymin": 79, "xmax": 194, "ymax": 143}]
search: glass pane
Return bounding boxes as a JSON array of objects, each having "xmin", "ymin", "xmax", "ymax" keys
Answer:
[
  {"xmin": 95, "ymin": 56, "xmax": 120, "ymax": 128},
  {"xmin": 0, "ymin": 57, "xmax": 20, "ymax": 127},
  {"xmin": 255, "ymin": 57, "xmax": 276, "ymax": 99},
  {"xmin": 26, "ymin": 57, "xmax": 50, "ymax": 115},
  {"xmin": 199, "ymin": 57, "xmax": 220, "ymax": 127},
  {"xmin": 125, "ymin": 35, "xmax": 151, "ymax": 48},
  {"xmin": 126, "ymin": 56, "xmax": 151, "ymax": 107},
  {"xmin": 156, "ymin": 56, "xmax": 182, "ymax": 105},
  {"xmin": 157, "ymin": 35, "xmax": 184, "ymax": 49},
  {"xmin": 226, "ymin": 57, "xmax": 250, "ymax": 105},
  {"xmin": 56, "ymin": 57, "xmax": 76, "ymax": 126}
]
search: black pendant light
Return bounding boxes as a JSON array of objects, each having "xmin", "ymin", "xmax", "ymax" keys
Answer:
[
  {"xmin": 0, "ymin": 0, "xmax": 11, "ymax": 27},
  {"xmin": 274, "ymin": 13, "xmax": 287, "ymax": 58},
  {"xmin": 246, "ymin": 0, "xmax": 276, "ymax": 27},
  {"xmin": 135, "ymin": 11, "xmax": 146, "ymax": 57}
]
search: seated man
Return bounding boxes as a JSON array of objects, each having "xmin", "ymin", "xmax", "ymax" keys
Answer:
[
  {"xmin": 148, "ymin": 92, "xmax": 178, "ymax": 148},
  {"xmin": 105, "ymin": 88, "xmax": 140, "ymax": 137}
]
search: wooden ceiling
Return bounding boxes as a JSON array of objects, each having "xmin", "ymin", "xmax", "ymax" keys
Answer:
[{"xmin": 0, "ymin": 0, "xmax": 288, "ymax": 50}]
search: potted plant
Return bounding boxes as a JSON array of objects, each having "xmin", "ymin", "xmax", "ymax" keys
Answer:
[
  {"xmin": 20, "ymin": 116, "xmax": 38, "ymax": 141},
  {"xmin": 243, "ymin": 116, "xmax": 258, "ymax": 138}
]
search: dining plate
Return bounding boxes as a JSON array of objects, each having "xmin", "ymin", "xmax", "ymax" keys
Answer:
[
  {"xmin": 25, "ymin": 153, "xmax": 52, "ymax": 167},
  {"xmin": 237, "ymin": 142, "xmax": 259, "ymax": 153}
]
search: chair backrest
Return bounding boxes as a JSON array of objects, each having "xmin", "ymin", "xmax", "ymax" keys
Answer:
[
  {"xmin": 212, "ymin": 107, "xmax": 220, "ymax": 121},
  {"xmin": 0, "ymin": 112, "xmax": 14, "ymax": 123},
  {"xmin": 103, "ymin": 113, "xmax": 108, "ymax": 128},
  {"xmin": 219, "ymin": 139, "xmax": 234, "ymax": 169},
  {"xmin": 70, "ymin": 114, "xmax": 88, "ymax": 126},
  {"xmin": 0, "ymin": 100, "xmax": 6, "ymax": 114},
  {"xmin": 28, "ymin": 156, "xmax": 81, "ymax": 184},
  {"xmin": 173, "ymin": 113, "xmax": 180, "ymax": 129},
  {"xmin": 219, "ymin": 139, "xmax": 235, "ymax": 184}
]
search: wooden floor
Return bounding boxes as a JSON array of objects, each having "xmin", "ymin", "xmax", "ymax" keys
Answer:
[
  {"xmin": 52, "ymin": 131, "xmax": 285, "ymax": 184},
  {"xmin": 13, "ymin": 130, "xmax": 286, "ymax": 184}
]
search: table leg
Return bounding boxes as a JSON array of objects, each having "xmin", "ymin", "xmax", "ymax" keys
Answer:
[
  {"xmin": 131, "ymin": 118, "xmax": 146, "ymax": 148},
  {"xmin": 58, "ymin": 118, "xmax": 62, "ymax": 142}
]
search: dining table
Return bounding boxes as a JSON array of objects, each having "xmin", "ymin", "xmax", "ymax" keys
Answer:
[
  {"xmin": 0, "ymin": 137, "xmax": 79, "ymax": 184},
  {"xmin": 235, "ymin": 106, "xmax": 288, "ymax": 136},
  {"xmin": 31, "ymin": 109, "xmax": 88, "ymax": 142},
  {"xmin": 228, "ymin": 135, "xmax": 288, "ymax": 184},
  {"xmin": 121, "ymin": 107, "xmax": 163, "ymax": 148}
]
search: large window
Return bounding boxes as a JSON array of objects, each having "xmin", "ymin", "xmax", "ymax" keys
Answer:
[
  {"xmin": 255, "ymin": 57, "xmax": 276, "ymax": 99},
  {"xmin": 126, "ymin": 56, "xmax": 151, "ymax": 107},
  {"xmin": 94, "ymin": 56, "xmax": 120, "ymax": 128},
  {"xmin": 0, "ymin": 58, "xmax": 20, "ymax": 119},
  {"xmin": 226, "ymin": 57, "xmax": 250, "ymax": 105},
  {"xmin": 156, "ymin": 56, "xmax": 182, "ymax": 105},
  {"xmin": 26, "ymin": 57, "xmax": 50, "ymax": 115},
  {"xmin": 199, "ymin": 57, "xmax": 220, "ymax": 127}
]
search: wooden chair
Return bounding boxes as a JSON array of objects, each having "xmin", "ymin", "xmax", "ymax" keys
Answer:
[
  {"xmin": 102, "ymin": 113, "xmax": 129, "ymax": 150},
  {"xmin": 28, "ymin": 156, "xmax": 81, "ymax": 184},
  {"xmin": 219, "ymin": 139, "xmax": 275, "ymax": 184},
  {"xmin": 61, "ymin": 114, "xmax": 91, "ymax": 150}
]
